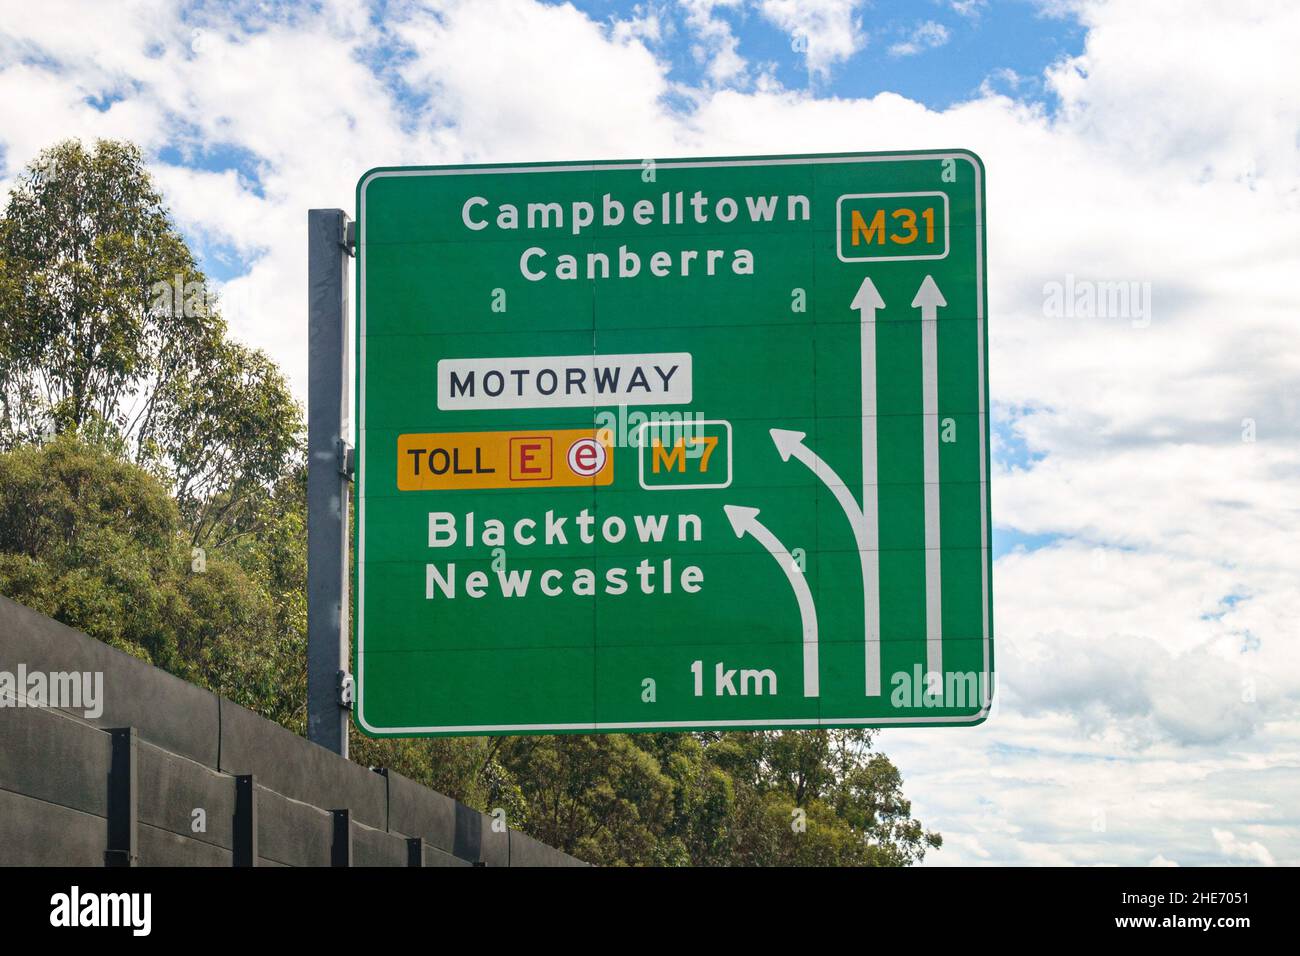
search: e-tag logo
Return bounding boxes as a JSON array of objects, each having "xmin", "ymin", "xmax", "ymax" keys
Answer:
[{"xmin": 566, "ymin": 437, "xmax": 607, "ymax": 477}]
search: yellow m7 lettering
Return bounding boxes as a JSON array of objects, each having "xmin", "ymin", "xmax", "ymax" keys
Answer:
[
  {"xmin": 651, "ymin": 438, "xmax": 687, "ymax": 472},
  {"xmin": 688, "ymin": 435, "xmax": 719, "ymax": 471}
]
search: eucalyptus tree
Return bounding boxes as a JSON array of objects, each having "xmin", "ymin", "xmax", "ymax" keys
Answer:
[{"xmin": 0, "ymin": 139, "xmax": 299, "ymax": 545}]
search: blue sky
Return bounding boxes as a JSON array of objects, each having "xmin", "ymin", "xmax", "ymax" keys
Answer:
[{"xmin": 576, "ymin": 0, "xmax": 1085, "ymax": 106}]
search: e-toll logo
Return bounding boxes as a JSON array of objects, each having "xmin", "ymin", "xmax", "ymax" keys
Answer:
[{"xmin": 397, "ymin": 429, "xmax": 613, "ymax": 490}]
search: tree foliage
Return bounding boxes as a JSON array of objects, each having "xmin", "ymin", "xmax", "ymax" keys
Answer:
[
  {"xmin": 0, "ymin": 139, "xmax": 300, "ymax": 546},
  {"xmin": 484, "ymin": 730, "xmax": 940, "ymax": 866},
  {"xmin": 0, "ymin": 435, "xmax": 301, "ymax": 722}
]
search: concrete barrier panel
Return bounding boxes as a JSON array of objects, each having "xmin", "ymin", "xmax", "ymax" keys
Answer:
[
  {"xmin": 0, "ymin": 598, "xmax": 587, "ymax": 867},
  {"xmin": 424, "ymin": 844, "xmax": 473, "ymax": 867},
  {"xmin": 381, "ymin": 768, "xmax": 456, "ymax": 852},
  {"xmin": 137, "ymin": 740, "xmax": 236, "ymax": 854},
  {"xmin": 219, "ymin": 697, "xmax": 386, "ymax": 830},
  {"xmin": 256, "ymin": 785, "xmax": 333, "ymax": 867},
  {"xmin": 510, "ymin": 830, "xmax": 588, "ymax": 867},
  {"xmin": 0, "ymin": 703, "xmax": 110, "ymax": 818},
  {"xmin": 445, "ymin": 803, "xmax": 509, "ymax": 867},
  {"xmin": 0, "ymin": 789, "xmax": 105, "ymax": 866},
  {"xmin": 138, "ymin": 823, "xmax": 233, "ymax": 867},
  {"xmin": 352, "ymin": 820, "xmax": 409, "ymax": 866},
  {"xmin": 0, "ymin": 596, "xmax": 221, "ymax": 767}
]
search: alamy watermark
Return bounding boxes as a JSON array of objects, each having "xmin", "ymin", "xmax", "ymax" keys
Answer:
[
  {"xmin": 889, "ymin": 666, "xmax": 991, "ymax": 709},
  {"xmin": 1042, "ymin": 274, "xmax": 1152, "ymax": 328},
  {"xmin": 595, "ymin": 405, "xmax": 707, "ymax": 450},
  {"xmin": 50, "ymin": 886, "xmax": 151, "ymax": 936},
  {"xmin": 0, "ymin": 665, "xmax": 104, "ymax": 719}
]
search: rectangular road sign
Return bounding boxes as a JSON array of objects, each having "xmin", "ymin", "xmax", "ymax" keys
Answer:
[{"xmin": 354, "ymin": 150, "xmax": 993, "ymax": 736}]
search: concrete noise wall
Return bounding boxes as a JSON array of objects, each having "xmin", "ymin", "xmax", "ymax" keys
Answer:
[{"xmin": 0, "ymin": 597, "xmax": 586, "ymax": 867}]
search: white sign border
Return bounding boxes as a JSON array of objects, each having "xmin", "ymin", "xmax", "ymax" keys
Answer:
[{"xmin": 355, "ymin": 152, "xmax": 992, "ymax": 735}]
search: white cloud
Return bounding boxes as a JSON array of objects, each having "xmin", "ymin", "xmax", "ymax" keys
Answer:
[
  {"xmin": 395, "ymin": 0, "xmax": 677, "ymax": 157},
  {"xmin": 979, "ymin": 67, "xmax": 1021, "ymax": 97},
  {"xmin": 951, "ymin": 0, "xmax": 986, "ymax": 18},
  {"xmin": 758, "ymin": 0, "xmax": 867, "ymax": 79},
  {"xmin": 611, "ymin": 4, "xmax": 668, "ymax": 46},
  {"xmin": 680, "ymin": 0, "xmax": 748, "ymax": 85},
  {"xmin": 1, "ymin": 0, "xmax": 1298, "ymax": 867},
  {"xmin": 1045, "ymin": 0, "xmax": 1300, "ymax": 182},
  {"xmin": 1213, "ymin": 828, "xmax": 1276, "ymax": 866},
  {"xmin": 889, "ymin": 20, "xmax": 951, "ymax": 57}
]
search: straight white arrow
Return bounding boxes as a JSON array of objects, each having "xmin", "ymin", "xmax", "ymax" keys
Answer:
[
  {"xmin": 852, "ymin": 274, "xmax": 886, "ymax": 321},
  {"xmin": 912, "ymin": 274, "xmax": 947, "ymax": 682},
  {"xmin": 770, "ymin": 428, "xmax": 880, "ymax": 697},
  {"xmin": 723, "ymin": 504, "xmax": 819, "ymax": 697},
  {"xmin": 912, "ymin": 273, "xmax": 946, "ymax": 320},
  {"xmin": 852, "ymin": 275, "xmax": 885, "ymax": 697}
]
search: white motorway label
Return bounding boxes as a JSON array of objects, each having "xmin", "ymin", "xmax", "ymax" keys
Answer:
[{"xmin": 437, "ymin": 352, "xmax": 693, "ymax": 410}]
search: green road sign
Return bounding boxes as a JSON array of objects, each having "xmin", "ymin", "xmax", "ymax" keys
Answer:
[{"xmin": 354, "ymin": 150, "xmax": 993, "ymax": 736}]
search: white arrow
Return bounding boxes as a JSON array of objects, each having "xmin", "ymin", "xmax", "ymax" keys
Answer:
[
  {"xmin": 852, "ymin": 275, "xmax": 885, "ymax": 697},
  {"xmin": 912, "ymin": 275, "xmax": 946, "ymax": 681},
  {"xmin": 911, "ymin": 274, "xmax": 946, "ymax": 320},
  {"xmin": 770, "ymin": 428, "xmax": 880, "ymax": 697},
  {"xmin": 852, "ymin": 274, "xmax": 886, "ymax": 321},
  {"xmin": 723, "ymin": 504, "xmax": 819, "ymax": 697}
]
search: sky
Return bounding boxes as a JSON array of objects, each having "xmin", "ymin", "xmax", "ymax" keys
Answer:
[{"xmin": 1, "ymin": 0, "xmax": 1298, "ymax": 866}]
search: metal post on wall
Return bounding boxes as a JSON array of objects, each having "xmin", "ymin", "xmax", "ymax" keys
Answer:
[{"xmin": 307, "ymin": 208, "xmax": 354, "ymax": 757}]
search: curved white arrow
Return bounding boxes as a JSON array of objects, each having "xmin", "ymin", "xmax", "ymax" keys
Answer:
[
  {"xmin": 723, "ymin": 504, "xmax": 819, "ymax": 698},
  {"xmin": 770, "ymin": 428, "xmax": 881, "ymax": 697},
  {"xmin": 912, "ymin": 274, "xmax": 946, "ymax": 680},
  {"xmin": 771, "ymin": 429, "xmax": 864, "ymax": 539}
]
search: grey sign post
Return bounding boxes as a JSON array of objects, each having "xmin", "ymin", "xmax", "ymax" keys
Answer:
[{"xmin": 307, "ymin": 208, "xmax": 354, "ymax": 757}]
